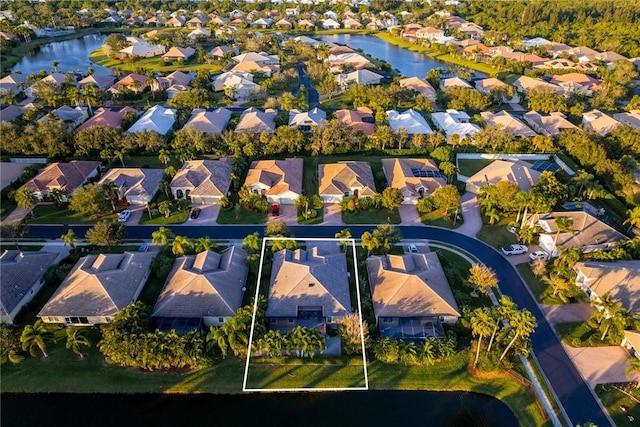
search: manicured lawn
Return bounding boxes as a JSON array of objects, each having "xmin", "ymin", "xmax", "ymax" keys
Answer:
[
  {"xmin": 342, "ymin": 208, "xmax": 401, "ymax": 224},
  {"xmin": 553, "ymin": 321, "xmax": 619, "ymax": 347},
  {"xmin": 139, "ymin": 209, "xmax": 188, "ymax": 225},
  {"xmin": 516, "ymin": 264, "xmax": 565, "ymax": 305},
  {"xmin": 119, "ymin": 155, "xmax": 182, "ymax": 170},
  {"xmin": 26, "ymin": 205, "xmax": 120, "ymax": 225},
  {"xmin": 457, "ymin": 159, "xmax": 494, "ymax": 177},
  {"xmin": 476, "ymin": 214, "xmax": 519, "ymax": 249},
  {"xmin": 90, "ymin": 48, "xmax": 224, "ymax": 74},
  {"xmin": 419, "ymin": 209, "xmax": 463, "ymax": 229},
  {"xmin": 319, "ymin": 93, "xmax": 352, "ymax": 110},
  {"xmin": 596, "ymin": 383, "xmax": 640, "ymax": 427},
  {"xmin": 217, "ymin": 205, "xmax": 267, "ymax": 224},
  {"xmin": 297, "ymin": 209, "xmax": 323, "ymax": 225}
]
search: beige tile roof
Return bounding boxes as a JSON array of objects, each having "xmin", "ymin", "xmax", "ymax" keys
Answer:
[
  {"xmin": 335, "ymin": 108, "xmax": 375, "ymax": 135},
  {"xmin": 152, "ymin": 247, "xmax": 248, "ymax": 319},
  {"xmin": 382, "ymin": 158, "xmax": 445, "ymax": 198},
  {"xmin": 319, "ymin": 161, "xmax": 377, "ymax": 198},
  {"xmin": 245, "ymin": 158, "xmax": 303, "ymax": 197},
  {"xmin": 367, "ymin": 253, "xmax": 460, "ymax": 318},
  {"xmin": 467, "ymin": 159, "xmax": 541, "ymax": 192},
  {"xmin": 183, "ymin": 107, "xmax": 231, "ymax": 133},
  {"xmin": 575, "ymin": 260, "xmax": 640, "ymax": 312},
  {"xmin": 99, "ymin": 168, "xmax": 163, "ymax": 203},
  {"xmin": 480, "ymin": 110, "xmax": 537, "ymax": 138},
  {"xmin": 170, "ymin": 158, "xmax": 233, "ymax": 197},
  {"xmin": 582, "ymin": 109, "xmax": 621, "ymax": 136},
  {"xmin": 21, "ymin": 160, "xmax": 101, "ymax": 194},
  {"xmin": 399, "ymin": 77, "xmax": 437, "ymax": 99},
  {"xmin": 537, "ymin": 211, "xmax": 627, "ymax": 249},
  {"xmin": 235, "ymin": 107, "xmax": 276, "ymax": 134},
  {"xmin": 38, "ymin": 252, "xmax": 155, "ymax": 318},
  {"xmin": 623, "ymin": 330, "xmax": 640, "ymax": 349},
  {"xmin": 523, "ymin": 111, "xmax": 577, "ymax": 137},
  {"xmin": 266, "ymin": 247, "xmax": 350, "ymax": 318}
]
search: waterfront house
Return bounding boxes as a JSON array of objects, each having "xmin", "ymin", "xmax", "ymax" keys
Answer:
[
  {"xmin": 399, "ymin": 77, "xmax": 437, "ymax": 100},
  {"xmin": 336, "ymin": 69, "xmax": 384, "ymax": 87},
  {"xmin": 0, "ymin": 73, "xmax": 27, "ymax": 95},
  {"xmin": 118, "ymin": 42, "xmax": 165, "ymax": 58},
  {"xmin": 321, "ymin": 18, "xmax": 341, "ymax": 30},
  {"xmin": 381, "ymin": 158, "xmax": 445, "ymax": 203},
  {"xmin": 319, "ymin": 161, "xmax": 376, "ymax": 203},
  {"xmin": 162, "ymin": 46, "xmax": 196, "ymax": 62},
  {"xmin": 78, "ymin": 74, "xmax": 116, "ymax": 91},
  {"xmin": 244, "ymin": 158, "xmax": 303, "ymax": 205}
]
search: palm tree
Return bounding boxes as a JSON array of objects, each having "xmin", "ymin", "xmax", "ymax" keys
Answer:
[
  {"xmin": 65, "ymin": 328, "xmax": 91, "ymax": 358},
  {"xmin": 553, "ymin": 216, "xmax": 574, "ymax": 247},
  {"xmin": 470, "ymin": 306, "xmax": 494, "ymax": 368},
  {"xmin": 499, "ymin": 309, "xmax": 537, "ymax": 361},
  {"xmin": 257, "ymin": 330, "xmax": 284, "ymax": 357},
  {"xmin": 51, "ymin": 61, "xmax": 59, "ymax": 72},
  {"xmin": 624, "ymin": 207, "xmax": 640, "ymax": 233},
  {"xmin": 543, "ymin": 273, "xmax": 570, "ymax": 299},
  {"xmin": 20, "ymin": 320, "xmax": 56, "ymax": 358},
  {"xmin": 151, "ymin": 226, "xmax": 175, "ymax": 247},
  {"xmin": 195, "ymin": 237, "xmax": 217, "ymax": 252},
  {"xmin": 158, "ymin": 149, "xmax": 171, "ymax": 168},
  {"xmin": 172, "ymin": 235, "xmax": 193, "ymax": 256},
  {"xmin": 158, "ymin": 179, "xmax": 171, "ymax": 198},
  {"xmin": 626, "ymin": 357, "xmax": 640, "ymax": 387},
  {"xmin": 421, "ymin": 338, "xmax": 436, "ymax": 366},
  {"xmin": 486, "ymin": 208, "xmax": 500, "ymax": 225},
  {"xmin": 61, "ymin": 229, "xmax": 78, "ymax": 249},
  {"xmin": 571, "ymin": 170, "xmax": 594, "ymax": 199},
  {"xmin": 590, "ymin": 293, "xmax": 628, "ymax": 341},
  {"xmin": 468, "ymin": 264, "xmax": 498, "ymax": 296},
  {"xmin": 14, "ymin": 187, "xmax": 38, "ymax": 218},
  {"xmin": 158, "ymin": 200, "xmax": 173, "ymax": 218},
  {"xmin": 335, "ymin": 228, "xmax": 352, "ymax": 252},
  {"xmin": 360, "ymin": 231, "xmax": 380, "ymax": 256},
  {"xmin": 49, "ymin": 188, "xmax": 66, "ymax": 206},
  {"xmin": 206, "ymin": 326, "xmax": 229, "ymax": 358},
  {"xmin": 101, "ymin": 180, "xmax": 118, "ymax": 210},
  {"xmin": 487, "ymin": 296, "xmax": 516, "ymax": 355}
]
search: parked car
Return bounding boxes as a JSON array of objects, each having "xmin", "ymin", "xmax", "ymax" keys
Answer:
[
  {"xmin": 271, "ymin": 204, "xmax": 280, "ymax": 217},
  {"xmin": 118, "ymin": 210, "xmax": 131, "ymax": 223},
  {"xmin": 138, "ymin": 244, "xmax": 149, "ymax": 252},
  {"xmin": 501, "ymin": 244, "xmax": 528, "ymax": 256},
  {"xmin": 408, "ymin": 244, "xmax": 418, "ymax": 253},
  {"xmin": 190, "ymin": 208, "xmax": 201, "ymax": 219},
  {"xmin": 529, "ymin": 251, "xmax": 548, "ymax": 261}
]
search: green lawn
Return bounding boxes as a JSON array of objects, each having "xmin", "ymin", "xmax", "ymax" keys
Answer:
[
  {"xmin": 419, "ymin": 209, "xmax": 463, "ymax": 229},
  {"xmin": 516, "ymin": 264, "xmax": 565, "ymax": 305},
  {"xmin": 26, "ymin": 205, "xmax": 121, "ymax": 225},
  {"xmin": 553, "ymin": 321, "xmax": 619, "ymax": 347},
  {"xmin": 297, "ymin": 209, "xmax": 323, "ymax": 225},
  {"xmin": 320, "ymin": 93, "xmax": 352, "ymax": 110},
  {"xmin": 436, "ymin": 249, "xmax": 492, "ymax": 310},
  {"xmin": 457, "ymin": 159, "xmax": 495, "ymax": 177},
  {"xmin": 596, "ymin": 384, "xmax": 640, "ymax": 427},
  {"xmin": 89, "ymin": 48, "xmax": 224, "ymax": 74},
  {"xmin": 342, "ymin": 208, "xmax": 401, "ymax": 224},
  {"xmin": 120, "ymin": 155, "xmax": 182, "ymax": 170},
  {"xmin": 217, "ymin": 205, "xmax": 267, "ymax": 224},
  {"xmin": 139, "ymin": 209, "xmax": 188, "ymax": 225},
  {"xmin": 1, "ymin": 199, "xmax": 17, "ymax": 220},
  {"xmin": 476, "ymin": 214, "xmax": 519, "ymax": 249}
]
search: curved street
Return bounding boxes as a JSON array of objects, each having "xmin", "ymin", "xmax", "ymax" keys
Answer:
[{"xmin": 25, "ymin": 224, "xmax": 610, "ymax": 426}]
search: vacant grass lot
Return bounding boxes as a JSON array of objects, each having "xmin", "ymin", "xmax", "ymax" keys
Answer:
[{"xmin": 457, "ymin": 159, "xmax": 495, "ymax": 177}]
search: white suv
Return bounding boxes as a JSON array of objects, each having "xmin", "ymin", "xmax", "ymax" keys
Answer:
[{"xmin": 118, "ymin": 210, "xmax": 131, "ymax": 223}]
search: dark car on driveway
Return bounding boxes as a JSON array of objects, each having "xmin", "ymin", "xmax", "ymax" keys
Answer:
[
  {"xmin": 271, "ymin": 204, "xmax": 280, "ymax": 217},
  {"xmin": 190, "ymin": 208, "xmax": 201, "ymax": 219}
]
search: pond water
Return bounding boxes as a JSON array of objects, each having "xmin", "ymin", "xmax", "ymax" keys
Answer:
[
  {"xmin": 1, "ymin": 391, "xmax": 518, "ymax": 427},
  {"xmin": 319, "ymin": 34, "xmax": 486, "ymax": 79},
  {"xmin": 11, "ymin": 34, "xmax": 111, "ymax": 76}
]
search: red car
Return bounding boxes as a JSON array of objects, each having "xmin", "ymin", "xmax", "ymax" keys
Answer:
[{"xmin": 271, "ymin": 204, "xmax": 280, "ymax": 216}]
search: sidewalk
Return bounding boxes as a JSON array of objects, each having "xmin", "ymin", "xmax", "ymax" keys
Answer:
[
  {"xmin": 2, "ymin": 207, "xmax": 30, "ymax": 224},
  {"xmin": 454, "ymin": 192, "xmax": 482, "ymax": 237}
]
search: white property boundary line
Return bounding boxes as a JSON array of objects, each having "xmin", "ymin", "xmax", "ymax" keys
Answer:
[{"xmin": 242, "ymin": 237, "xmax": 369, "ymax": 392}]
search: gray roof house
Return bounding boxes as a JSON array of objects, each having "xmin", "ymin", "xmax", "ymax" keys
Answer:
[
  {"xmin": 38, "ymin": 251, "xmax": 155, "ymax": 326},
  {"xmin": 152, "ymin": 247, "xmax": 248, "ymax": 331},
  {"xmin": 170, "ymin": 158, "xmax": 233, "ymax": 205},
  {"xmin": 465, "ymin": 160, "xmax": 541, "ymax": 194},
  {"xmin": 98, "ymin": 168, "xmax": 164, "ymax": 205},
  {"xmin": 267, "ymin": 247, "xmax": 350, "ymax": 333},
  {"xmin": 1, "ymin": 250, "xmax": 60, "ymax": 324},
  {"xmin": 574, "ymin": 260, "xmax": 640, "ymax": 314},
  {"xmin": 183, "ymin": 107, "xmax": 232, "ymax": 134}
]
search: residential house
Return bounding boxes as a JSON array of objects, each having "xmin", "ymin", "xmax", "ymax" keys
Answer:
[
  {"xmin": 127, "ymin": 105, "xmax": 176, "ymax": 135},
  {"xmin": 321, "ymin": 18, "xmax": 341, "ymax": 30},
  {"xmin": 186, "ymin": 15, "xmax": 208, "ymax": 29},
  {"xmin": 319, "ymin": 161, "xmax": 376, "ymax": 203},
  {"xmin": 1, "ymin": 162, "xmax": 33, "ymax": 190},
  {"xmin": 20, "ymin": 160, "xmax": 101, "ymax": 201},
  {"xmin": 230, "ymin": 60, "xmax": 278, "ymax": 77},
  {"xmin": 367, "ymin": 252, "xmax": 460, "ymax": 339},
  {"xmin": 297, "ymin": 19, "xmax": 315, "ymax": 30},
  {"xmin": 38, "ymin": 252, "xmax": 155, "ymax": 326},
  {"xmin": 381, "ymin": 158, "xmax": 445, "ymax": 203},
  {"xmin": 336, "ymin": 69, "xmax": 384, "ymax": 87},
  {"xmin": 387, "ymin": 109, "xmax": 432, "ymax": 136},
  {"xmin": 0, "ymin": 105, "xmax": 24, "ymax": 122},
  {"xmin": 326, "ymin": 52, "xmax": 375, "ymax": 72},
  {"xmin": 343, "ymin": 18, "xmax": 362, "ymax": 29},
  {"xmin": 155, "ymin": 71, "xmax": 193, "ymax": 90},
  {"xmin": 78, "ymin": 74, "xmax": 116, "ymax": 91},
  {"xmin": 475, "ymin": 78, "xmax": 520, "ymax": 103},
  {"xmin": 500, "ymin": 51, "xmax": 546, "ymax": 66},
  {"xmin": 25, "ymin": 73, "xmax": 71, "ymax": 97},
  {"xmin": 77, "ymin": 106, "xmax": 137, "ymax": 131},
  {"xmin": 244, "ymin": 158, "xmax": 303, "ymax": 204},
  {"xmin": 430, "ymin": 110, "xmax": 480, "ymax": 142},
  {"xmin": 267, "ymin": 247, "xmax": 350, "ymax": 333},
  {"xmin": 118, "ymin": 42, "xmax": 165, "ymax": 58},
  {"xmin": 183, "ymin": 108, "xmax": 232, "ymax": 134},
  {"xmin": 188, "ymin": 28, "xmax": 211, "ymax": 39},
  {"xmin": 165, "ymin": 16, "xmax": 186, "ymax": 27},
  {"xmin": 523, "ymin": 37, "xmax": 552, "ymax": 48},
  {"xmin": 465, "ymin": 160, "xmax": 541, "ymax": 194},
  {"xmin": 0, "ymin": 73, "xmax": 27, "ymax": 95},
  {"xmin": 532, "ymin": 211, "xmax": 627, "ymax": 256},
  {"xmin": 582, "ymin": 109, "xmax": 621, "ymax": 136},
  {"xmin": 613, "ymin": 110, "xmax": 640, "ymax": 130},
  {"xmin": 162, "ymin": 46, "xmax": 196, "ymax": 62},
  {"xmin": 523, "ymin": 111, "xmax": 577, "ymax": 137},
  {"xmin": 251, "ymin": 18, "xmax": 273, "ymax": 28},
  {"xmin": 170, "ymin": 158, "xmax": 233, "ymax": 204},
  {"xmin": 565, "ymin": 46, "xmax": 600, "ymax": 63},
  {"xmin": 622, "ymin": 330, "xmax": 640, "ymax": 358},
  {"xmin": 574, "ymin": 260, "xmax": 640, "ymax": 313},
  {"xmin": 399, "ymin": 77, "xmax": 436, "ymax": 100},
  {"xmin": 40, "ymin": 105, "xmax": 89, "ymax": 129},
  {"xmin": 480, "ymin": 110, "xmax": 537, "ymax": 138},
  {"xmin": 459, "ymin": 22, "xmax": 484, "ymax": 39},
  {"xmin": 440, "ymin": 77, "xmax": 472, "ymax": 90},
  {"xmin": 109, "ymin": 73, "xmax": 149, "ymax": 94},
  {"xmin": 212, "ymin": 72, "xmax": 260, "ymax": 99},
  {"xmin": 513, "ymin": 75, "xmax": 560, "ymax": 94},
  {"xmin": 1, "ymin": 251, "xmax": 59, "ymax": 324},
  {"xmin": 416, "ymin": 26, "xmax": 444, "ymax": 40},
  {"xmin": 275, "ymin": 18, "xmax": 292, "ymax": 29},
  {"xmin": 208, "ymin": 45, "xmax": 238, "ymax": 60},
  {"xmin": 549, "ymin": 73, "xmax": 601, "ymax": 97},
  {"xmin": 98, "ymin": 168, "xmax": 163, "ymax": 205},
  {"xmin": 235, "ymin": 107, "xmax": 277, "ymax": 134},
  {"xmin": 336, "ymin": 107, "xmax": 375, "ymax": 136},
  {"xmin": 289, "ymin": 107, "xmax": 326, "ymax": 130},
  {"xmin": 595, "ymin": 51, "xmax": 627, "ymax": 63},
  {"xmin": 152, "ymin": 247, "xmax": 249, "ymax": 332}
]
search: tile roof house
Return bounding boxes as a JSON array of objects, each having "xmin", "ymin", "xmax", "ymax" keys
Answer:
[
  {"xmin": 480, "ymin": 110, "xmax": 537, "ymax": 138},
  {"xmin": 319, "ymin": 161, "xmax": 377, "ymax": 203},
  {"xmin": 321, "ymin": 18, "xmax": 341, "ymax": 29},
  {"xmin": 0, "ymin": 73, "xmax": 27, "ymax": 95},
  {"xmin": 244, "ymin": 158, "xmax": 303, "ymax": 205},
  {"xmin": 387, "ymin": 109, "xmax": 433, "ymax": 135},
  {"xmin": 574, "ymin": 260, "xmax": 640, "ymax": 314},
  {"xmin": 155, "ymin": 70, "xmax": 192, "ymax": 91},
  {"xmin": 474, "ymin": 77, "xmax": 520, "ymax": 103},
  {"xmin": 336, "ymin": 107, "xmax": 375, "ymax": 136},
  {"xmin": 0, "ymin": 105, "xmax": 25, "ymax": 122},
  {"xmin": 25, "ymin": 73, "xmax": 71, "ymax": 97},
  {"xmin": 530, "ymin": 211, "xmax": 628, "ymax": 257},
  {"xmin": 613, "ymin": 110, "xmax": 640, "ymax": 130},
  {"xmin": 77, "ymin": 74, "xmax": 116, "ymax": 90},
  {"xmin": 170, "ymin": 158, "xmax": 233, "ymax": 205},
  {"xmin": 162, "ymin": 46, "xmax": 196, "ymax": 62},
  {"xmin": 440, "ymin": 77, "xmax": 472, "ymax": 90},
  {"xmin": 183, "ymin": 107, "xmax": 232, "ymax": 134},
  {"xmin": 118, "ymin": 42, "xmax": 165, "ymax": 58},
  {"xmin": 367, "ymin": 252, "xmax": 460, "ymax": 339},
  {"xmin": 267, "ymin": 247, "xmax": 350, "ymax": 333},
  {"xmin": 212, "ymin": 72, "xmax": 260, "ymax": 99},
  {"xmin": 465, "ymin": 159, "xmax": 541, "ymax": 194},
  {"xmin": 523, "ymin": 111, "xmax": 577, "ymax": 137},
  {"xmin": 127, "ymin": 105, "xmax": 176, "ymax": 135},
  {"xmin": 208, "ymin": 45, "xmax": 238, "ymax": 59},
  {"xmin": 326, "ymin": 52, "xmax": 375, "ymax": 72},
  {"xmin": 229, "ymin": 60, "xmax": 279, "ymax": 76},
  {"xmin": 289, "ymin": 107, "xmax": 326, "ymax": 130},
  {"xmin": 76, "ymin": 107, "xmax": 137, "ymax": 131},
  {"xmin": 231, "ymin": 51, "xmax": 279, "ymax": 65},
  {"xmin": 235, "ymin": 107, "xmax": 276, "ymax": 134},
  {"xmin": 1, "ymin": 162, "xmax": 33, "ymax": 190},
  {"xmin": 430, "ymin": 110, "xmax": 480, "ymax": 142},
  {"xmin": 513, "ymin": 75, "xmax": 560, "ymax": 94},
  {"xmin": 582, "ymin": 109, "xmax": 621, "ymax": 136},
  {"xmin": 20, "ymin": 160, "xmax": 101, "ymax": 201},
  {"xmin": 152, "ymin": 247, "xmax": 249, "ymax": 331},
  {"xmin": 109, "ymin": 73, "xmax": 149, "ymax": 94},
  {"xmin": 165, "ymin": 15, "xmax": 186, "ymax": 27},
  {"xmin": 398, "ymin": 77, "xmax": 436, "ymax": 100},
  {"xmin": 382, "ymin": 158, "xmax": 445, "ymax": 203},
  {"xmin": 98, "ymin": 168, "xmax": 163, "ymax": 205},
  {"xmin": 40, "ymin": 105, "xmax": 89, "ymax": 129},
  {"xmin": 38, "ymin": 252, "xmax": 155, "ymax": 326},
  {"xmin": 1, "ymin": 251, "xmax": 60, "ymax": 324},
  {"xmin": 336, "ymin": 69, "xmax": 384, "ymax": 87},
  {"xmin": 549, "ymin": 73, "xmax": 601, "ymax": 97},
  {"xmin": 186, "ymin": 15, "xmax": 208, "ymax": 29}
]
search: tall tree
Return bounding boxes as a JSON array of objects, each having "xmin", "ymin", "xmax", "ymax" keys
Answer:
[
  {"xmin": 380, "ymin": 187, "xmax": 404, "ymax": 212},
  {"xmin": 589, "ymin": 293, "xmax": 628, "ymax": 341},
  {"xmin": 14, "ymin": 187, "xmax": 38, "ymax": 218},
  {"xmin": 499, "ymin": 309, "xmax": 537, "ymax": 361},
  {"xmin": 172, "ymin": 235, "xmax": 194, "ymax": 256},
  {"xmin": 65, "ymin": 328, "xmax": 91, "ymax": 358},
  {"xmin": 20, "ymin": 320, "xmax": 56, "ymax": 358},
  {"xmin": 470, "ymin": 307, "xmax": 494, "ymax": 368},
  {"xmin": 85, "ymin": 221, "xmax": 124, "ymax": 251},
  {"xmin": 624, "ymin": 207, "xmax": 640, "ymax": 233},
  {"xmin": 152, "ymin": 227, "xmax": 175, "ymax": 247},
  {"xmin": 468, "ymin": 264, "xmax": 498, "ymax": 296},
  {"xmin": 61, "ymin": 229, "xmax": 78, "ymax": 249}
]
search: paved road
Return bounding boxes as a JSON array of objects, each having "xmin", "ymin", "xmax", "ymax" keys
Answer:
[
  {"xmin": 26, "ymin": 224, "xmax": 610, "ymax": 426},
  {"xmin": 294, "ymin": 63, "xmax": 320, "ymax": 108}
]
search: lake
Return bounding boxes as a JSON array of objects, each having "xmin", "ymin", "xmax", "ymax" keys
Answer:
[
  {"xmin": 1, "ymin": 391, "xmax": 518, "ymax": 427},
  {"xmin": 319, "ymin": 34, "xmax": 486, "ymax": 79},
  {"xmin": 11, "ymin": 34, "xmax": 111, "ymax": 76}
]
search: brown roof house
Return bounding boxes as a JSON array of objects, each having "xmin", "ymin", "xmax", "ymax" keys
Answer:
[
  {"xmin": 336, "ymin": 107, "xmax": 375, "ymax": 136},
  {"xmin": 38, "ymin": 252, "xmax": 155, "ymax": 326},
  {"xmin": 465, "ymin": 160, "xmax": 541, "ymax": 194},
  {"xmin": 531, "ymin": 211, "xmax": 628, "ymax": 257},
  {"xmin": 152, "ymin": 247, "xmax": 248, "ymax": 332},
  {"xmin": 480, "ymin": 110, "xmax": 537, "ymax": 138},
  {"xmin": 1, "ymin": 250, "xmax": 60, "ymax": 324},
  {"xmin": 266, "ymin": 247, "xmax": 350, "ymax": 334},
  {"xmin": 319, "ymin": 161, "xmax": 377, "ymax": 203},
  {"xmin": 98, "ymin": 168, "xmax": 164, "ymax": 205},
  {"xmin": 244, "ymin": 158, "xmax": 303, "ymax": 205},
  {"xmin": 182, "ymin": 107, "xmax": 232, "ymax": 134},
  {"xmin": 523, "ymin": 111, "xmax": 577, "ymax": 137},
  {"xmin": 77, "ymin": 106, "xmax": 137, "ymax": 131},
  {"xmin": 398, "ymin": 77, "xmax": 437, "ymax": 100},
  {"xmin": 574, "ymin": 260, "xmax": 640, "ymax": 314},
  {"xmin": 367, "ymin": 252, "xmax": 460, "ymax": 340},
  {"xmin": 20, "ymin": 160, "xmax": 101, "ymax": 201},
  {"xmin": 170, "ymin": 159, "xmax": 233, "ymax": 205},
  {"xmin": 382, "ymin": 158, "xmax": 446, "ymax": 204}
]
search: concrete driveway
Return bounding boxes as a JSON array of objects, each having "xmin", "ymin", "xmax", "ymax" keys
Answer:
[
  {"xmin": 268, "ymin": 204, "xmax": 297, "ymax": 226},
  {"xmin": 564, "ymin": 345, "xmax": 640, "ymax": 388},
  {"xmin": 455, "ymin": 192, "xmax": 482, "ymax": 237},
  {"xmin": 126, "ymin": 205, "xmax": 146, "ymax": 225},
  {"xmin": 183, "ymin": 204, "xmax": 219, "ymax": 226},
  {"xmin": 542, "ymin": 302, "xmax": 594, "ymax": 324},
  {"xmin": 399, "ymin": 204, "xmax": 424, "ymax": 226},
  {"xmin": 323, "ymin": 204, "xmax": 344, "ymax": 225}
]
